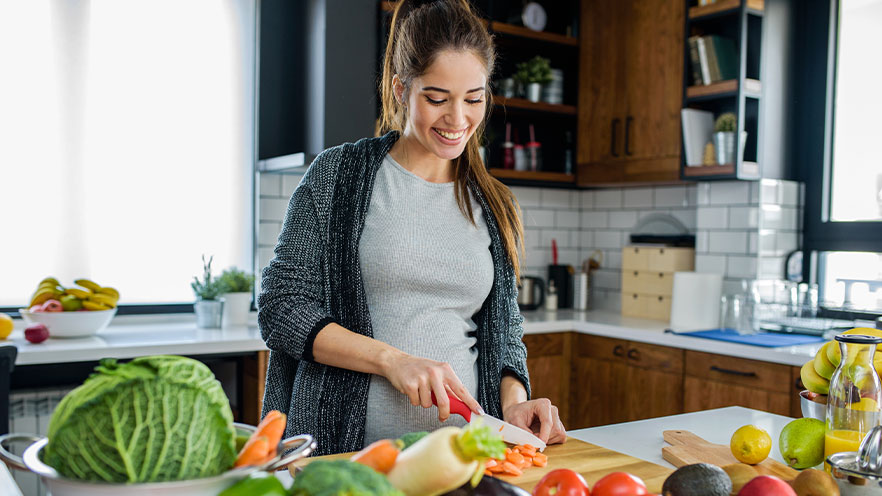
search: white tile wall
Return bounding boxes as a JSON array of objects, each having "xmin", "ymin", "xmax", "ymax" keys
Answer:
[{"xmin": 255, "ymin": 174, "xmax": 803, "ymax": 312}]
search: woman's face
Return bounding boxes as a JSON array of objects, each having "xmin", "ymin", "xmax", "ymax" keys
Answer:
[{"xmin": 397, "ymin": 50, "xmax": 488, "ymax": 162}]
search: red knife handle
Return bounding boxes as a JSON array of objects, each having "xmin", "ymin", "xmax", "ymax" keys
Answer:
[{"xmin": 430, "ymin": 392, "xmax": 472, "ymax": 421}]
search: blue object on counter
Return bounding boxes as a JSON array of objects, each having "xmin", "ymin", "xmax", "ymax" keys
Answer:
[{"xmin": 668, "ymin": 328, "xmax": 826, "ymax": 347}]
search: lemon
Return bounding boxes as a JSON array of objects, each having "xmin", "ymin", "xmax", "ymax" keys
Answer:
[
  {"xmin": 730, "ymin": 425, "xmax": 772, "ymax": 465},
  {"xmin": 0, "ymin": 313, "xmax": 13, "ymax": 339},
  {"xmin": 853, "ymin": 397, "xmax": 879, "ymax": 412}
]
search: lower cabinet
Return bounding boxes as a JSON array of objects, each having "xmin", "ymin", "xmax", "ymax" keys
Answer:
[{"xmin": 523, "ymin": 333, "xmax": 574, "ymax": 427}]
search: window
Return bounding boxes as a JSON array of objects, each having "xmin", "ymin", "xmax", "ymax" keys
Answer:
[
  {"xmin": 802, "ymin": 0, "xmax": 882, "ymax": 315},
  {"xmin": 0, "ymin": 1, "xmax": 257, "ymax": 310}
]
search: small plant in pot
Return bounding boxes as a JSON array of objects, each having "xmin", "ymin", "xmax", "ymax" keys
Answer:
[
  {"xmin": 713, "ymin": 112, "xmax": 738, "ymax": 165},
  {"xmin": 191, "ymin": 255, "xmax": 224, "ymax": 328},
  {"xmin": 514, "ymin": 56, "xmax": 552, "ymax": 103},
  {"xmin": 217, "ymin": 267, "xmax": 255, "ymax": 327}
]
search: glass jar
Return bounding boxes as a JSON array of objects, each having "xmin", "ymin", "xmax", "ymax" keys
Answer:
[{"xmin": 825, "ymin": 334, "xmax": 882, "ymax": 470}]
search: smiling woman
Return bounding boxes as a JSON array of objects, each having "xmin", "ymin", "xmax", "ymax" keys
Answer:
[{"xmin": 0, "ymin": 0, "xmax": 256, "ymax": 309}]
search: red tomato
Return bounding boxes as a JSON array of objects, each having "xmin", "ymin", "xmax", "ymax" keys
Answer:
[
  {"xmin": 532, "ymin": 469, "xmax": 590, "ymax": 496},
  {"xmin": 591, "ymin": 472, "xmax": 648, "ymax": 496}
]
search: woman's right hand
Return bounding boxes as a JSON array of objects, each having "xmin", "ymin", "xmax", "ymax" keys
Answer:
[{"xmin": 382, "ymin": 352, "xmax": 482, "ymax": 422}]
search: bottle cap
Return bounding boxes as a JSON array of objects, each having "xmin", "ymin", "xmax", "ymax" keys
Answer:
[{"xmin": 835, "ymin": 334, "xmax": 882, "ymax": 345}]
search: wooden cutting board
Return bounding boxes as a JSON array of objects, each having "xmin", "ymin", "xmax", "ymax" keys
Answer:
[
  {"xmin": 292, "ymin": 438, "xmax": 674, "ymax": 492},
  {"xmin": 662, "ymin": 430, "xmax": 798, "ymax": 481}
]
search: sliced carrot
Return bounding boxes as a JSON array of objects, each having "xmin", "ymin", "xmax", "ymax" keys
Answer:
[
  {"xmin": 520, "ymin": 446, "xmax": 537, "ymax": 457},
  {"xmin": 506, "ymin": 451, "xmax": 524, "ymax": 465},
  {"xmin": 488, "ymin": 464, "xmax": 505, "ymax": 474},
  {"xmin": 532, "ymin": 453, "xmax": 548, "ymax": 467},
  {"xmin": 501, "ymin": 461, "xmax": 523, "ymax": 477},
  {"xmin": 350, "ymin": 438, "xmax": 401, "ymax": 474},
  {"xmin": 504, "ymin": 448, "xmax": 512, "ymax": 456},
  {"xmin": 485, "ymin": 459, "xmax": 499, "ymax": 469},
  {"xmin": 519, "ymin": 458, "xmax": 532, "ymax": 469},
  {"xmin": 521, "ymin": 444, "xmax": 536, "ymax": 451},
  {"xmin": 485, "ymin": 469, "xmax": 493, "ymax": 476}
]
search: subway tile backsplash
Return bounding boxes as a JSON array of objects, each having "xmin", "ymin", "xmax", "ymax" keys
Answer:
[{"xmin": 256, "ymin": 174, "xmax": 803, "ymax": 313}]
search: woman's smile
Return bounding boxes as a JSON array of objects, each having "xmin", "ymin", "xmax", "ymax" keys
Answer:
[{"xmin": 432, "ymin": 126, "xmax": 468, "ymax": 144}]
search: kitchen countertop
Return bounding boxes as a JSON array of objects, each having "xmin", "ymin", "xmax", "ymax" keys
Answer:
[{"xmin": 4, "ymin": 309, "xmax": 824, "ymax": 367}]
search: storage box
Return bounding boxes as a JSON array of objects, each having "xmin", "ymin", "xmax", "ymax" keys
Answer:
[{"xmin": 621, "ymin": 246, "xmax": 694, "ymax": 321}]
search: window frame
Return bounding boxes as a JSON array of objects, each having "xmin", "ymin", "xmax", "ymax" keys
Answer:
[{"xmin": 800, "ymin": 0, "xmax": 882, "ymax": 317}]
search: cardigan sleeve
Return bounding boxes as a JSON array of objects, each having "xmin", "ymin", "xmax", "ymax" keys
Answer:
[
  {"xmin": 257, "ymin": 181, "xmax": 337, "ymax": 363},
  {"xmin": 500, "ymin": 273, "xmax": 532, "ymax": 400}
]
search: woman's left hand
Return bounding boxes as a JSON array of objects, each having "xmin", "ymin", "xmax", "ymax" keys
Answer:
[{"xmin": 502, "ymin": 398, "xmax": 567, "ymax": 445}]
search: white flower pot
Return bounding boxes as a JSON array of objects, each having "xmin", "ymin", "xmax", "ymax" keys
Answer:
[
  {"xmin": 221, "ymin": 292, "xmax": 252, "ymax": 327},
  {"xmin": 526, "ymin": 83, "xmax": 542, "ymax": 102},
  {"xmin": 194, "ymin": 299, "xmax": 224, "ymax": 329}
]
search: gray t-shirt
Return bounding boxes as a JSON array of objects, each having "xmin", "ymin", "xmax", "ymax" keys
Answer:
[{"xmin": 359, "ymin": 153, "xmax": 494, "ymax": 445}]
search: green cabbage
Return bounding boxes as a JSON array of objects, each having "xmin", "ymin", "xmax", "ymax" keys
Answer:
[{"xmin": 43, "ymin": 356, "xmax": 237, "ymax": 483}]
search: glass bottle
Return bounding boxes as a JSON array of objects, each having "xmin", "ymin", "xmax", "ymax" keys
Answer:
[{"xmin": 825, "ymin": 334, "xmax": 882, "ymax": 470}]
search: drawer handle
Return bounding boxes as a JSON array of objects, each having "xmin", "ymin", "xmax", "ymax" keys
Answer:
[
  {"xmin": 613, "ymin": 345, "xmax": 625, "ymax": 357},
  {"xmin": 658, "ymin": 296, "xmax": 663, "ymax": 302},
  {"xmin": 627, "ymin": 348, "xmax": 640, "ymax": 361},
  {"xmin": 658, "ymin": 273, "xmax": 664, "ymax": 278},
  {"xmin": 634, "ymin": 271, "xmax": 639, "ymax": 276},
  {"xmin": 795, "ymin": 377, "xmax": 804, "ymax": 390},
  {"xmin": 710, "ymin": 366, "xmax": 757, "ymax": 378}
]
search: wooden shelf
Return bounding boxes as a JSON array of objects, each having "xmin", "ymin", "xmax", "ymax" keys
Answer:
[
  {"xmin": 493, "ymin": 96, "xmax": 577, "ymax": 115},
  {"xmin": 689, "ymin": 0, "xmax": 764, "ymax": 19},
  {"xmin": 682, "ymin": 163, "xmax": 735, "ymax": 177},
  {"xmin": 489, "ymin": 169, "xmax": 575, "ymax": 183},
  {"xmin": 489, "ymin": 22, "xmax": 579, "ymax": 47},
  {"xmin": 686, "ymin": 78, "xmax": 761, "ymax": 100}
]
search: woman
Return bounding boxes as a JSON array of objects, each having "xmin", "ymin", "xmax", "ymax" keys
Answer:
[{"xmin": 258, "ymin": 0, "xmax": 566, "ymax": 455}]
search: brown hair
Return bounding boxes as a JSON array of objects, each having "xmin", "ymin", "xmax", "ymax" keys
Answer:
[{"xmin": 378, "ymin": 0, "xmax": 524, "ymax": 278}]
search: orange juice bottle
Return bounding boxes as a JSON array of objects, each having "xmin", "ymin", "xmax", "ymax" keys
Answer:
[{"xmin": 825, "ymin": 333, "xmax": 882, "ymax": 471}]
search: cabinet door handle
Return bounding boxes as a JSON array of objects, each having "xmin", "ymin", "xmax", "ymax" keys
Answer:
[
  {"xmin": 611, "ymin": 118, "xmax": 620, "ymax": 157},
  {"xmin": 627, "ymin": 348, "xmax": 640, "ymax": 361},
  {"xmin": 710, "ymin": 365, "xmax": 757, "ymax": 378},
  {"xmin": 624, "ymin": 116, "xmax": 634, "ymax": 156},
  {"xmin": 613, "ymin": 345, "xmax": 625, "ymax": 357},
  {"xmin": 795, "ymin": 377, "xmax": 804, "ymax": 390}
]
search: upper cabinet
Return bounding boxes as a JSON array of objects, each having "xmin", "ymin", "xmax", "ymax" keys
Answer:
[{"xmin": 577, "ymin": 0, "xmax": 685, "ymax": 186}]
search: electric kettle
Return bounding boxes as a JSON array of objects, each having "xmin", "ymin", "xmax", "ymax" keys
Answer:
[{"xmin": 517, "ymin": 276, "xmax": 545, "ymax": 311}]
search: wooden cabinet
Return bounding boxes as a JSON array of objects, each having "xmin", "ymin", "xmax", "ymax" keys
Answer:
[
  {"xmin": 523, "ymin": 333, "xmax": 574, "ymax": 427},
  {"xmin": 683, "ymin": 350, "xmax": 791, "ymax": 416},
  {"xmin": 570, "ymin": 335, "xmax": 684, "ymax": 429},
  {"xmin": 577, "ymin": 0, "xmax": 684, "ymax": 185}
]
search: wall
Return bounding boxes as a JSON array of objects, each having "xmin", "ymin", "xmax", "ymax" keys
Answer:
[{"xmin": 256, "ymin": 174, "xmax": 802, "ymax": 312}]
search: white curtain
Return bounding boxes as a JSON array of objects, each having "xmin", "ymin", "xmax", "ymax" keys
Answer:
[{"xmin": 0, "ymin": 0, "xmax": 256, "ymax": 306}]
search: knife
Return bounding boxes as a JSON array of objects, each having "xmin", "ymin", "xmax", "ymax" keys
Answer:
[{"xmin": 431, "ymin": 392, "xmax": 547, "ymax": 452}]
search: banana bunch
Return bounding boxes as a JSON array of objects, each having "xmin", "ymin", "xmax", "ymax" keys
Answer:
[
  {"xmin": 28, "ymin": 277, "xmax": 120, "ymax": 311},
  {"xmin": 802, "ymin": 327, "xmax": 882, "ymax": 395}
]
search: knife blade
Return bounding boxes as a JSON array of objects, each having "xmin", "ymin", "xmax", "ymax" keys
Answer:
[{"xmin": 431, "ymin": 392, "xmax": 547, "ymax": 452}]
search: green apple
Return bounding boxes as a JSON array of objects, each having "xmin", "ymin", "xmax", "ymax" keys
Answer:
[{"xmin": 60, "ymin": 294, "xmax": 83, "ymax": 311}]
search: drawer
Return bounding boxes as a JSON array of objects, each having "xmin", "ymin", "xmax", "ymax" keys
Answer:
[
  {"xmin": 624, "ymin": 341, "xmax": 684, "ymax": 373},
  {"xmin": 523, "ymin": 333, "xmax": 565, "ymax": 357},
  {"xmin": 685, "ymin": 350, "xmax": 791, "ymax": 393},
  {"xmin": 577, "ymin": 334, "xmax": 628, "ymax": 362},
  {"xmin": 622, "ymin": 246, "xmax": 650, "ymax": 271},
  {"xmin": 621, "ymin": 293, "xmax": 671, "ymax": 321},
  {"xmin": 621, "ymin": 270, "xmax": 675, "ymax": 296},
  {"xmin": 648, "ymin": 247, "xmax": 694, "ymax": 272}
]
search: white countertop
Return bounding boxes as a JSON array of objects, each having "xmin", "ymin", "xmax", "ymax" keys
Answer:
[
  {"xmin": 522, "ymin": 309, "xmax": 820, "ymax": 367},
  {"xmin": 3, "ymin": 309, "xmax": 822, "ymax": 367}
]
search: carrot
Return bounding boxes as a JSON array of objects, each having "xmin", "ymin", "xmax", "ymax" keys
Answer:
[
  {"xmin": 485, "ymin": 459, "xmax": 499, "ymax": 469},
  {"xmin": 350, "ymin": 439, "xmax": 401, "ymax": 474},
  {"xmin": 501, "ymin": 461, "xmax": 523, "ymax": 477},
  {"xmin": 484, "ymin": 469, "xmax": 493, "ymax": 476},
  {"xmin": 532, "ymin": 452, "xmax": 548, "ymax": 467},
  {"xmin": 506, "ymin": 451, "xmax": 524, "ymax": 465},
  {"xmin": 520, "ymin": 446, "xmax": 537, "ymax": 457},
  {"xmin": 234, "ymin": 410, "xmax": 288, "ymax": 468}
]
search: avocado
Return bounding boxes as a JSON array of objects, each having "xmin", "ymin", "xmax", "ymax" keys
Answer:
[{"xmin": 661, "ymin": 463, "xmax": 732, "ymax": 496}]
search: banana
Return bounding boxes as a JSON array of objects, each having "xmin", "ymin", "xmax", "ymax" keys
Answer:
[
  {"xmin": 39, "ymin": 277, "xmax": 60, "ymax": 287},
  {"xmin": 96, "ymin": 286, "xmax": 120, "ymax": 299},
  {"xmin": 801, "ymin": 360, "xmax": 830, "ymax": 395},
  {"xmin": 88, "ymin": 293, "xmax": 117, "ymax": 308},
  {"xmin": 65, "ymin": 288, "xmax": 92, "ymax": 299},
  {"xmin": 74, "ymin": 278, "xmax": 102, "ymax": 292},
  {"xmin": 30, "ymin": 288, "xmax": 59, "ymax": 307},
  {"xmin": 82, "ymin": 300, "xmax": 112, "ymax": 311}
]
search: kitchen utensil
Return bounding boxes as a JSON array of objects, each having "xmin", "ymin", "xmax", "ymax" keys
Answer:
[
  {"xmin": 517, "ymin": 276, "xmax": 545, "ymax": 311},
  {"xmin": 432, "ymin": 392, "xmax": 547, "ymax": 452},
  {"xmin": 572, "ymin": 272, "xmax": 588, "ymax": 310},
  {"xmin": 551, "ymin": 239, "xmax": 558, "ymax": 266},
  {"xmin": 800, "ymin": 390, "xmax": 826, "ymax": 421},
  {"xmin": 825, "ymin": 425, "xmax": 882, "ymax": 487},
  {"xmin": 291, "ymin": 437, "xmax": 674, "ymax": 493},
  {"xmin": 662, "ymin": 430, "xmax": 798, "ymax": 481},
  {"xmin": 0, "ymin": 423, "xmax": 315, "ymax": 496},
  {"xmin": 18, "ymin": 308, "xmax": 117, "ymax": 338},
  {"xmin": 720, "ymin": 294, "xmax": 755, "ymax": 335},
  {"xmin": 669, "ymin": 272, "xmax": 723, "ymax": 332}
]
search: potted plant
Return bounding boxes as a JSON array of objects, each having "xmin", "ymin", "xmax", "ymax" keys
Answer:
[
  {"xmin": 713, "ymin": 112, "xmax": 737, "ymax": 165},
  {"xmin": 217, "ymin": 266, "xmax": 255, "ymax": 327},
  {"xmin": 191, "ymin": 255, "xmax": 224, "ymax": 328},
  {"xmin": 514, "ymin": 56, "xmax": 553, "ymax": 102}
]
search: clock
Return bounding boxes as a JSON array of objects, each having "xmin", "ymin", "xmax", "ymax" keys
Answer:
[{"xmin": 521, "ymin": 2, "xmax": 547, "ymax": 32}]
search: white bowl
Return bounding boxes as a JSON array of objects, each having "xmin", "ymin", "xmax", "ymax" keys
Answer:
[{"xmin": 18, "ymin": 308, "xmax": 117, "ymax": 338}]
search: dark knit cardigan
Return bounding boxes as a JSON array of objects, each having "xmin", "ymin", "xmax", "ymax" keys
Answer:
[{"xmin": 257, "ymin": 131, "xmax": 530, "ymax": 455}]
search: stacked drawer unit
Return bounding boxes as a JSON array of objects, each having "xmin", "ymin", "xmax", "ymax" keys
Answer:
[{"xmin": 621, "ymin": 246, "xmax": 694, "ymax": 321}]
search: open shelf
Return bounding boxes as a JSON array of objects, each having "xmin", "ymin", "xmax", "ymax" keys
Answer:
[
  {"xmin": 488, "ymin": 168, "xmax": 576, "ymax": 183},
  {"xmin": 685, "ymin": 78, "xmax": 761, "ymax": 100},
  {"xmin": 493, "ymin": 96, "xmax": 577, "ymax": 115},
  {"xmin": 489, "ymin": 22, "xmax": 579, "ymax": 47},
  {"xmin": 689, "ymin": 0, "xmax": 764, "ymax": 20}
]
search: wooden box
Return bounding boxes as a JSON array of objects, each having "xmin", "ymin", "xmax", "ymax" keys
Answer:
[{"xmin": 621, "ymin": 246, "xmax": 694, "ymax": 321}]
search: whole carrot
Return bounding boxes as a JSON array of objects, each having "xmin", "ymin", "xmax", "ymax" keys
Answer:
[
  {"xmin": 234, "ymin": 410, "xmax": 288, "ymax": 468},
  {"xmin": 350, "ymin": 439, "xmax": 402, "ymax": 474}
]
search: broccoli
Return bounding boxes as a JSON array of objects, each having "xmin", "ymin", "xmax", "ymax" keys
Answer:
[
  {"xmin": 289, "ymin": 460, "xmax": 403, "ymax": 496},
  {"xmin": 398, "ymin": 431, "xmax": 429, "ymax": 450}
]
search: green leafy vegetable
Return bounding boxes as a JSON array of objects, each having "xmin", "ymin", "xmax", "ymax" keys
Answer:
[
  {"xmin": 219, "ymin": 471, "xmax": 287, "ymax": 496},
  {"xmin": 455, "ymin": 421, "xmax": 506, "ymax": 461},
  {"xmin": 398, "ymin": 431, "xmax": 429, "ymax": 450},
  {"xmin": 43, "ymin": 356, "xmax": 236, "ymax": 482},
  {"xmin": 289, "ymin": 460, "xmax": 404, "ymax": 496}
]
